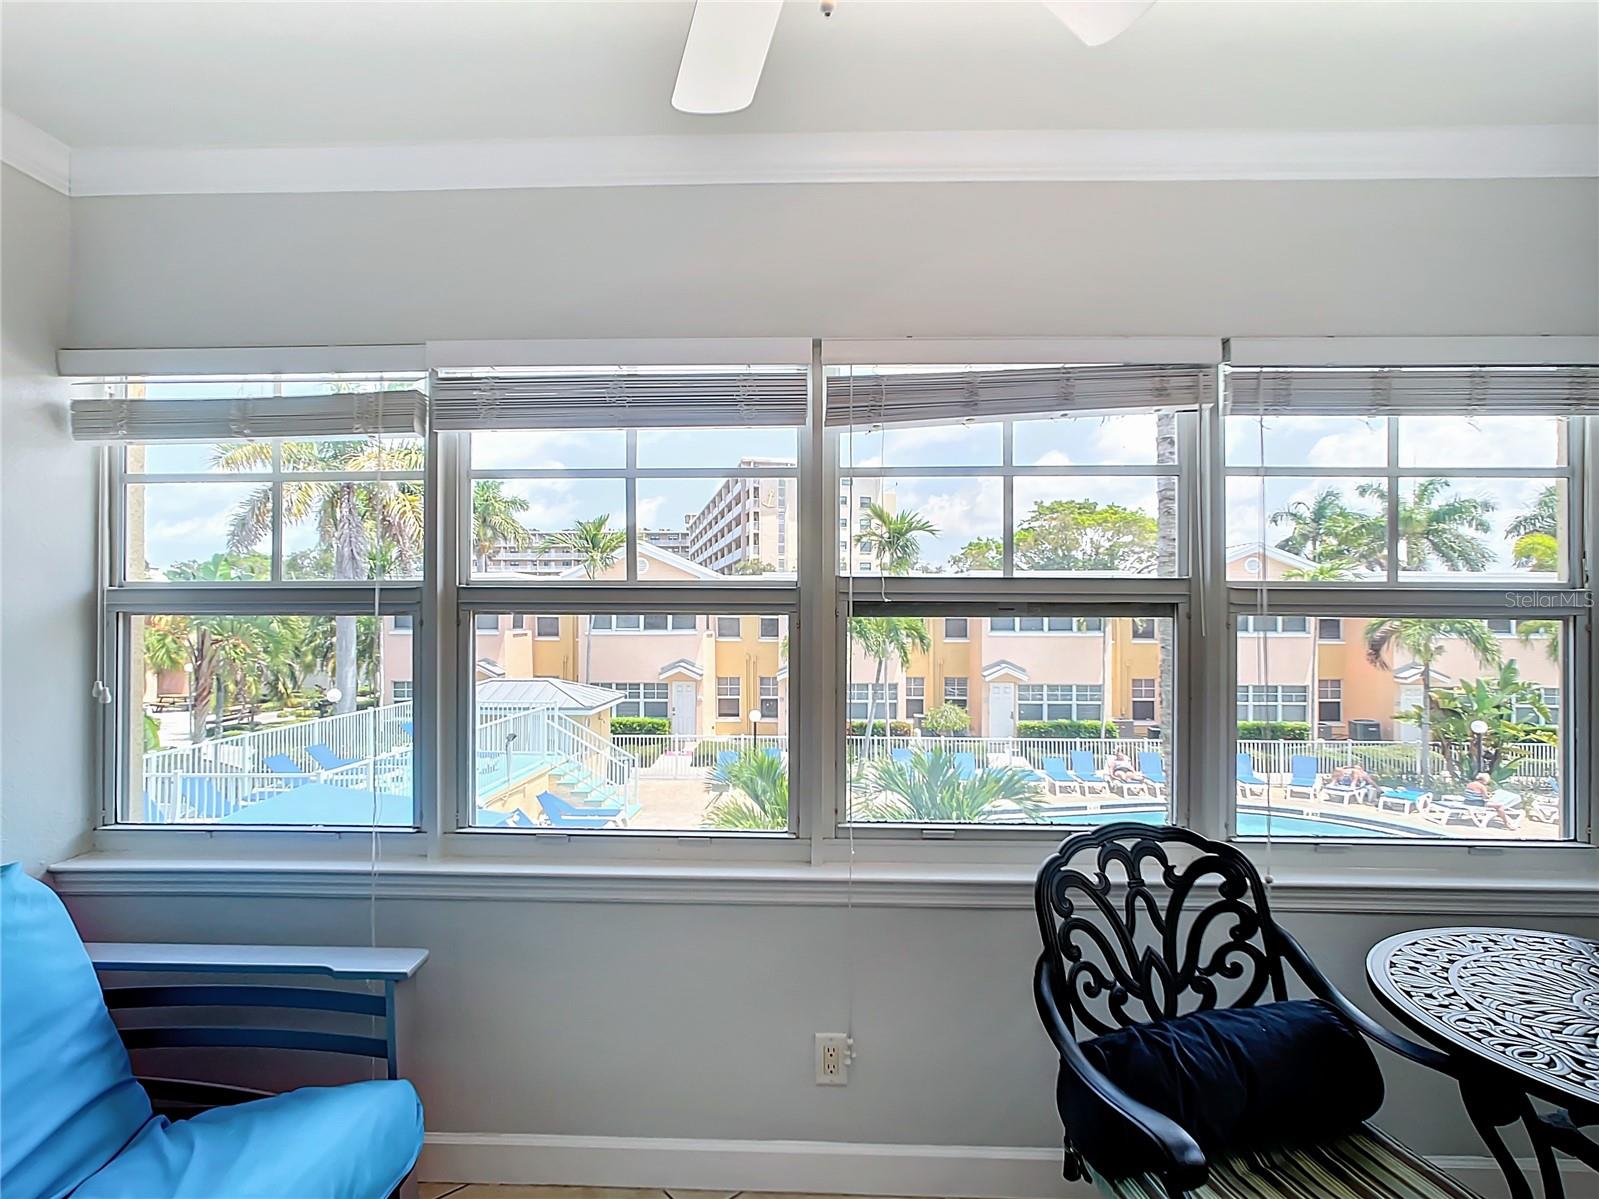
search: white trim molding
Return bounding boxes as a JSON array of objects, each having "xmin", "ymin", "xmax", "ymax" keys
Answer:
[
  {"xmin": 2, "ymin": 109, "xmax": 71, "ymax": 194},
  {"xmin": 1228, "ymin": 336, "xmax": 1599, "ymax": 367},
  {"xmin": 416, "ymin": 1132, "xmax": 1597, "ymax": 1199},
  {"xmin": 46, "ymin": 854, "xmax": 1599, "ymax": 917},
  {"xmin": 57, "ymin": 343, "xmax": 427, "ymax": 377},
  {"xmin": 60, "ymin": 125, "xmax": 1599, "ymax": 197}
]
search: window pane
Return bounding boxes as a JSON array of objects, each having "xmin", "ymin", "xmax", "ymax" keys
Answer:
[
  {"xmin": 1397, "ymin": 415, "xmax": 1565, "ymax": 469},
  {"xmin": 843, "ymin": 476, "xmax": 1002, "ymax": 575},
  {"xmin": 126, "ymin": 482, "xmax": 272, "ymax": 581},
  {"xmin": 846, "ymin": 613, "xmax": 1174, "ymax": 827},
  {"xmin": 471, "ymin": 479, "xmax": 625, "ymax": 579},
  {"xmin": 128, "ymin": 612, "xmax": 414, "ymax": 826},
  {"xmin": 127, "ymin": 441, "xmax": 250, "ymax": 476},
  {"xmin": 1225, "ymin": 415, "xmax": 1385, "ymax": 469},
  {"xmin": 1396, "ymin": 478, "xmax": 1566, "ymax": 582},
  {"xmin": 1233, "ymin": 615, "xmax": 1566, "ymax": 841},
  {"xmin": 842, "ymin": 421, "xmax": 1002, "ymax": 469},
  {"xmin": 470, "ymin": 429, "xmax": 626, "ymax": 471},
  {"xmin": 637, "ymin": 427, "xmax": 797, "ymax": 468},
  {"xmin": 1013, "ymin": 477, "xmax": 1176, "ymax": 576},
  {"xmin": 652, "ymin": 474, "xmax": 798, "ymax": 581},
  {"xmin": 1226, "ymin": 477, "xmax": 1388, "ymax": 581},
  {"xmin": 465, "ymin": 613, "xmax": 788, "ymax": 833},
  {"xmin": 1012, "ymin": 412, "xmax": 1165, "ymax": 466},
  {"xmin": 282, "ymin": 478, "xmax": 425, "ymax": 580}
]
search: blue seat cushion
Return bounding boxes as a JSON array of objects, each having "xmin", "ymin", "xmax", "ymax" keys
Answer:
[
  {"xmin": 1073, "ymin": 999, "xmax": 1383, "ymax": 1181},
  {"xmin": 0, "ymin": 864, "xmax": 153, "ymax": 1199},
  {"xmin": 74, "ymin": 1080, "xmax": 423, "ymax": 1199}
]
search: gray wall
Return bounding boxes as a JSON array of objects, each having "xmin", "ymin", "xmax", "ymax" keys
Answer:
[
  {"xmin": 1, "ymin": 164, "xmax": 95, "ymax": 873},
  {"xmin": 68, "ymin": 178, "xmax": 1598, "ymax": 348}
]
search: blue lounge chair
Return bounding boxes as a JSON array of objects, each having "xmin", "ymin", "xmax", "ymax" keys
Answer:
[
  {"xmin": 715, "ymin": 749, "xmax": 739, "ymax": 774},
  {"xmin": 263, "ymin": 753, "xmax": 310, "ymax": 785},
  {"xmin": 1137, "ymin": 752, "xmax": 1168, "ymax": 793},
  {"xmin": 1069, "ymin": 750, "xmax": 1106, "ymax": 790},
  {"xmin": 1040, "ymin": 757, "xmax": 1079, "ymax": 796},
  {"xmin": 305, "ymin": 743, "xmax": 357, "ymax": 771},
  {"xmin": 891, "ymin": 747, "xmax": 915, "ymax": 767},
  {"xmin": 177, "ymin": 776, "xmax": 229, "ymax": 820},
  {"xmin": 1286, "ymin": 754, "xmax": 1320, "ymax": 802},
  {"xmin": 763, "ymin": 745, "xmax": 783, "ymax": 761},
  {"xmin": 399, "ymin": 720, "xmax": 413, "ymax": 736},
  {"xmin": 1236, "ymin": 752, "xmax": 1268, "ymax": 799},
  {"xmin": 534, "ymin": 790, "xmax": 622, "ymax": 829},
  {"xmin": 1377, "ymin": 787, "xmax": 1431, "ymax": 815},
  {"xmin": 952, "ymin": 751, "xmax": 978, "ymax": 780}
]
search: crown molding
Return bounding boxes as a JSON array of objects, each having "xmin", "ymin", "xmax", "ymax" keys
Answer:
[
  {"xmin": 2, "ymin": 110, "xmax": 71, "ymax": 194},
  {"xmin": 60, "ymin": 125, "xmax": 1599, "ymax": 198}
]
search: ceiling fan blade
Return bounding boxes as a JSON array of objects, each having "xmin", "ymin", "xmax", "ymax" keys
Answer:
[
  {"xmin": 1045, "ymin": 1, "xmax": 1155, "ymax": 47},
  {"xmin": 672, "ymin": 0, "xmax": 785, "ymax": 115}
]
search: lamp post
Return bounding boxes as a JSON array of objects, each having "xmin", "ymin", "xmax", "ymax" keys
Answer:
[
  {"xmin": 747, "ymin": 707, "xmax": 762, "ymax": 750},
  {"xmin": 1470, "ymin": 719, "xmax": 1489, "ymax": 776},
  {"xmin": 319, "ymin": 686, "xmax": 343, "ymax": 720}
]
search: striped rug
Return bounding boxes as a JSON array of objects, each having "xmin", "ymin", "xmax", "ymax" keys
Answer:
[{"xmin": 1095, "ymin": 1126, "xmax": 1480, "ymax": 1199}]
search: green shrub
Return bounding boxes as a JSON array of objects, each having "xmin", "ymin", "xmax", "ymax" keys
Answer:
[
  {"xmin": 1236, "ymin": 721, "xmax": 1310, "ymax": 741},
  {"xmin": 847, "ymin": 720, "xmax": 915, "ymax": 737},
  {"xmin": 611, "ymin": 716, "xmax": 671, "ymax": 735},
  {"xmin": 921, "ymin": 703, "xmax": 971, "ymax": 736},
  {"xmin": 1015, "ymin": 720, "xmax": 1113, "ymax": 739}
]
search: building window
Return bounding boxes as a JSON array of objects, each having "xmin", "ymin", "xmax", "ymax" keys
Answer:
[
  {"xmin": 990, "ymin": 616, "xmax": 1103, "ymax": 633},
  {"xmin": 759, "ymin": 616, "xmax": 781, "ymax": 640},
  {"xmin": 392, "ymin": 681, "xmax": 414, "ymax": 702},
  {"xmin": 1516, "ymin": 687, "xmax": 1562, "ymax": 726},
  {"xmin": 1237, "ymin": 615, "xmax": 1309, "ymax": 634},
  {"xmin": 1236, "ymin": 685, "xmax": 1310, "ymax": 723},
  {"xmin": 1131, "ymin": 677, "xmax": 1157, "ymax": 722},
  {"xmin": 590, "ymin": 613, "xmax": 697, "ymax": 633},
  {"xmin": 759, "ymin": 676, "xmax": 780, "ymax": 720},
  {"xmin": 1018, "ymin": 683, "xmax": 1103, "ymax": 722},
  {"xmin": 1317, "ymin": 618, "xmax": 1342, "ymax": 641},
  {"xmin": 1131, "ymin": 618, "xmax": 1156, "ymax": 641},
  {"xmin": 847, "ymin": 683, "xmax": 899, "ymax": 721},
  {"xmin": 1317, "ymin": 678, "xmax": 1343, "ymax": 724},
  {"xmin": 943, "ymin": 618, "xmax": 968, "ymax": 640},
  {"xmin": 943, "ymin": 676, "xmax": 968, "ymax": 708},
  {"xmin": 612, "ymin": 682, "xmax": 670, "ymax": 719},
  {"xmin": 475, "ymin": 612, "xmax": 501, "ymax": 632},
  {"xmin": 905, "ymin": 676, "xmax": 925, "ymax": 720},
  {"xmin": 716, "ymin": 616, "xmax": 741, "ymax": 639},
  {"xmin": 717, "ymin": 676, "xmax": 741, "ymax": 719},
  {"xmin": 535, "ymin": 615, "xmax": 560, "ymax": 638},
  {"xmin": 392, "ymin": 613, "xmax": 414, "ymax": 633}
]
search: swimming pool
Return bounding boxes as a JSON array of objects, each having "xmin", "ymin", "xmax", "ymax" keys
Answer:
[{"xmin": 1051, "ymin": 806, "xmax": 1432, "ymax": 838}]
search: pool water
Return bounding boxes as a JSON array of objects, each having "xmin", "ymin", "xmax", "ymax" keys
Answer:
[{"xmin": 1052, "ymin": 807, "xmax": 1430, "ymax": 838}]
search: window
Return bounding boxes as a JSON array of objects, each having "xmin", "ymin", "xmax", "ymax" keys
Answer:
[
  {"xmin": 759, "ymin": 676, "xmax": 780, "ymax": 720},
  {"xmin": 990, "ymin": 616, "xmax": 1103, "ymax": 633},
  {"xmin": 1237, "ymin": 615, "xmax": 1309, "ymax": 634},
  {"xmin": 535, "ymin": 615, "xmax": 560, "ymax": 638},
  {"xmin": 847, "ymin": 683, "xmax": 899, "ymax": 721},
  {"xmin": 1317, "ymin": 679, "xmax": 1343, "ymax": 724},
  {"xmin": 759, "ymin": 616, "xmax": 781, "ymax": 640},
  {"xmin": 611, "ymin": 682, "xmax": 670, "ymax": 719},
  {"xmin": 1131, "ymin": 618, "xmax": 1156, "ymax": 641},
  {"xmin": 393, "ymin": 613, "xmax": 414, "ymax": 632},
  {"xmin": 589, "ymin": 613, "xmax": 697, "ymax": 632},
  {"xmin": 943, "ymin": 677, "xmax": 968, "ymax": 707},
  {"xmin": 717, "ymin": 676, "xmax": 741, "ymax": 719},
  {"xmin": 392, "ymin": 681, "xmax": 414, "ymax": 702},
  {"xmin": 905, "ymin": 677, "xmax": 925, "ymax": 720},
  {"xmin": 1236, "ymin": 685, "xmax": 1309, "ymax": 723},
  {"xmin": 943, "ymin": 618, "xmax": 969, "ymax": 640},
  {"xmin": 1018, "ymin": 683, "xmax": 1103, "ymax": 722},
  {"xmin": 1131, "ymin": 678, "xmax": 1157, "ymax": 722},
  {"xmin": 1317, "ymin": 618, "xmax": 1342, "ymax": 641},
  {"xmin": 716, "ymin": 616, "xmax": 741, "ymax": 639},
  {"xmin": 510, "ymin": 613, "xmax": 526, "ymax": 630},
  {"xmin": 475, "ymin": 613, "xmax": 501, "ymax": 632},
  {"xmin": 1516, "ymin": 687, "xmax": 1562, "ymax": 727}
]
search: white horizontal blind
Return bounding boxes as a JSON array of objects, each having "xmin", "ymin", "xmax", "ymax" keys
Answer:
[
  {"xmin": 69, "ymin": 376, "xmax": 426, "ymax": 442},
  {"xmin": 822, "ymin": 363, "xmax": 1213, "ymax": 427},
  {"xmin": 1227, "ymin": 366, "xmax": 1598, "ymax": 416},
  {"xmin": 431, "ymin": 366, "xmax": 810, "ymax": 429}
]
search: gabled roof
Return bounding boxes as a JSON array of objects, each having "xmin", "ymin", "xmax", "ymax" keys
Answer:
[
  {"xmin": 1392, "ymin": 662, "xmax": 1456, "ymax": 687},
  {"xmin": 980, "ymin": 659, "xmax": 1030, "ymax": 682},
  {"xmin": 657, "ymin": 658, "xmax": 704, "ymax": 681},
  {"xmin": 557, "ymin": 539, "xmax": 723, "ymax": 581},
  {"xmin": 475, "ymin": 677, "xmax": 625, "ymax": 714}
]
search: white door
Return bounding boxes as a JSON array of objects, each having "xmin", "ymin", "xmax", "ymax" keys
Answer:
[
  {"xmin": 988, "ymin": 683, "xmax": 1016, "ymax": 739},
  {"xmin": 1396, "ymin": 685, "xmax": 1423, "ymax": 743},
  {"xmin": 670, "ymin": 682, "xmax": 697, "ymax": 737}
]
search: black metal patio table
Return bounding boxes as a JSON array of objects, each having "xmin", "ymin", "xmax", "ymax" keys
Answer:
[{"xmin": 1367, "ymin": 927, "xmax": 1599, "ymax": 1199}]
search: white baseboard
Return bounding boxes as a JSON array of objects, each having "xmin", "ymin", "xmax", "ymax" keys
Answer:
[{"xmin": 421, "ymin": 1133, "xmax": 1597, "ymax": 1199}]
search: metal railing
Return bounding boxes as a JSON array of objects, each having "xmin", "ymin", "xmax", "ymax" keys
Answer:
[
  {"xmin": 144, "ymin": 701, "xmax": 414, "ymax": 777},
  {"xmin": 478, "ymin": 704, "xmax": 638, "ymax": 809},
  {"xmin": 612, "ymin": 734, "xmax": 789, "ymax": 778}
]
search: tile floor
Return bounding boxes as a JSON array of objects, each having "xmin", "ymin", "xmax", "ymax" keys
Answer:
[{"xmin": 419, "ymin": 1188, "xmax": 906, "ymax": 1199}]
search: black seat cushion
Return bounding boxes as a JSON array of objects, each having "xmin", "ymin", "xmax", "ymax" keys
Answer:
[{"xmin": 1071, "ymin": 998, "xmax": 1384, "ymax": 1180}]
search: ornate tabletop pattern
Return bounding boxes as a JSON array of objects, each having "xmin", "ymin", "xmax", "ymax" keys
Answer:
[{"xmin": 1368, "ymin": 928, "xmax": 1599, "ymax": 1106}]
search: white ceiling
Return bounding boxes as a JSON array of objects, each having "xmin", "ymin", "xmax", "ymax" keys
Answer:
[{"xmin": 4, "ymin": 1, "xmax": 1596, "ymax": 149}]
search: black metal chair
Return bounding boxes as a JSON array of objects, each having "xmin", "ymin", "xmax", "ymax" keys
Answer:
[{"xmin": 1032, "ymin": 822, "xmax": 1475, "ymax": 1199}]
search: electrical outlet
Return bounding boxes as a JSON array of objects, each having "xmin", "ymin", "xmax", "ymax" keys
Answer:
[{"xmin": 815, "ymin": 1032, "xmax": 850, "ymax": 1085}]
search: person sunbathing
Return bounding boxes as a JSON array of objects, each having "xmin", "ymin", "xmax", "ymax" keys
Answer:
[
  {"xmin": 1106, "ymin": 752, "xmax": 1147, "ymax": 785},
  {"xmin": 1330, "ymin": 763, "xmax": 1374, "ymax": 790}
]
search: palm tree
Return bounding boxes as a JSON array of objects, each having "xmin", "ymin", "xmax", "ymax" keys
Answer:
[
  {"xmin": 1270, "ymin": 488, "xmax": 1352, "ymax": 560},
  {"xmin": 542, "ymin": 515, "xmax": 626, "ymax": 682},
  {"xmin": 849, "ymin": 615, "xmax": 931, "ymax": 759},
  {"xmin": 217, "ymin": 438, "xmax": 424, "ymax": 713},
  {"xmin": 703, "ymin": 749, "xmax": 788, "ymax": 830},
  {"xmin": 471, "ymin": 480, "xmax": 532, "ymax": 573},
  {"xmin": 1365, "ymin": 618, "xmax": 1501, "ymax": 789},
  {"xmin": 1506, "ymin": 484, "xmax": 1558, "ymax": 539},
  {"xmin": 859, "ymin": 750, "xmax": 1044, "ymax": 823},
  {"xmin": 1356, "ymin": 478, "xmax": 1495, "ymax": 572},
  {"xmin": 855, "ymin": 502, "xmax": 937, "ymax": 574}
]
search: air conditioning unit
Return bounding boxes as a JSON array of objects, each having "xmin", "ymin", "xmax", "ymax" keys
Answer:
[
  {"xmin": 1317, "ymin": 722, "xmax": 1347, "ymax": 740},
  {"xmin": 1348, "ymin": 719, "xmax": 1383, "ymax": 742}
]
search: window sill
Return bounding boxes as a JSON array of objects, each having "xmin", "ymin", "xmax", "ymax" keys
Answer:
[{"xmin": 47, "ymin": 850, "xmax": 1599, "ymax": 915}]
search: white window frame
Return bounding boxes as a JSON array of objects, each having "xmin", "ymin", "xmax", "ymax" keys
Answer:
[
  {"xmin": 716, "ymin": 675, "xmax": 742, "ymax": 720},
  {"xmin": 1131, "ymin": 677, "xmax": 1158, "ymax": 722}
]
